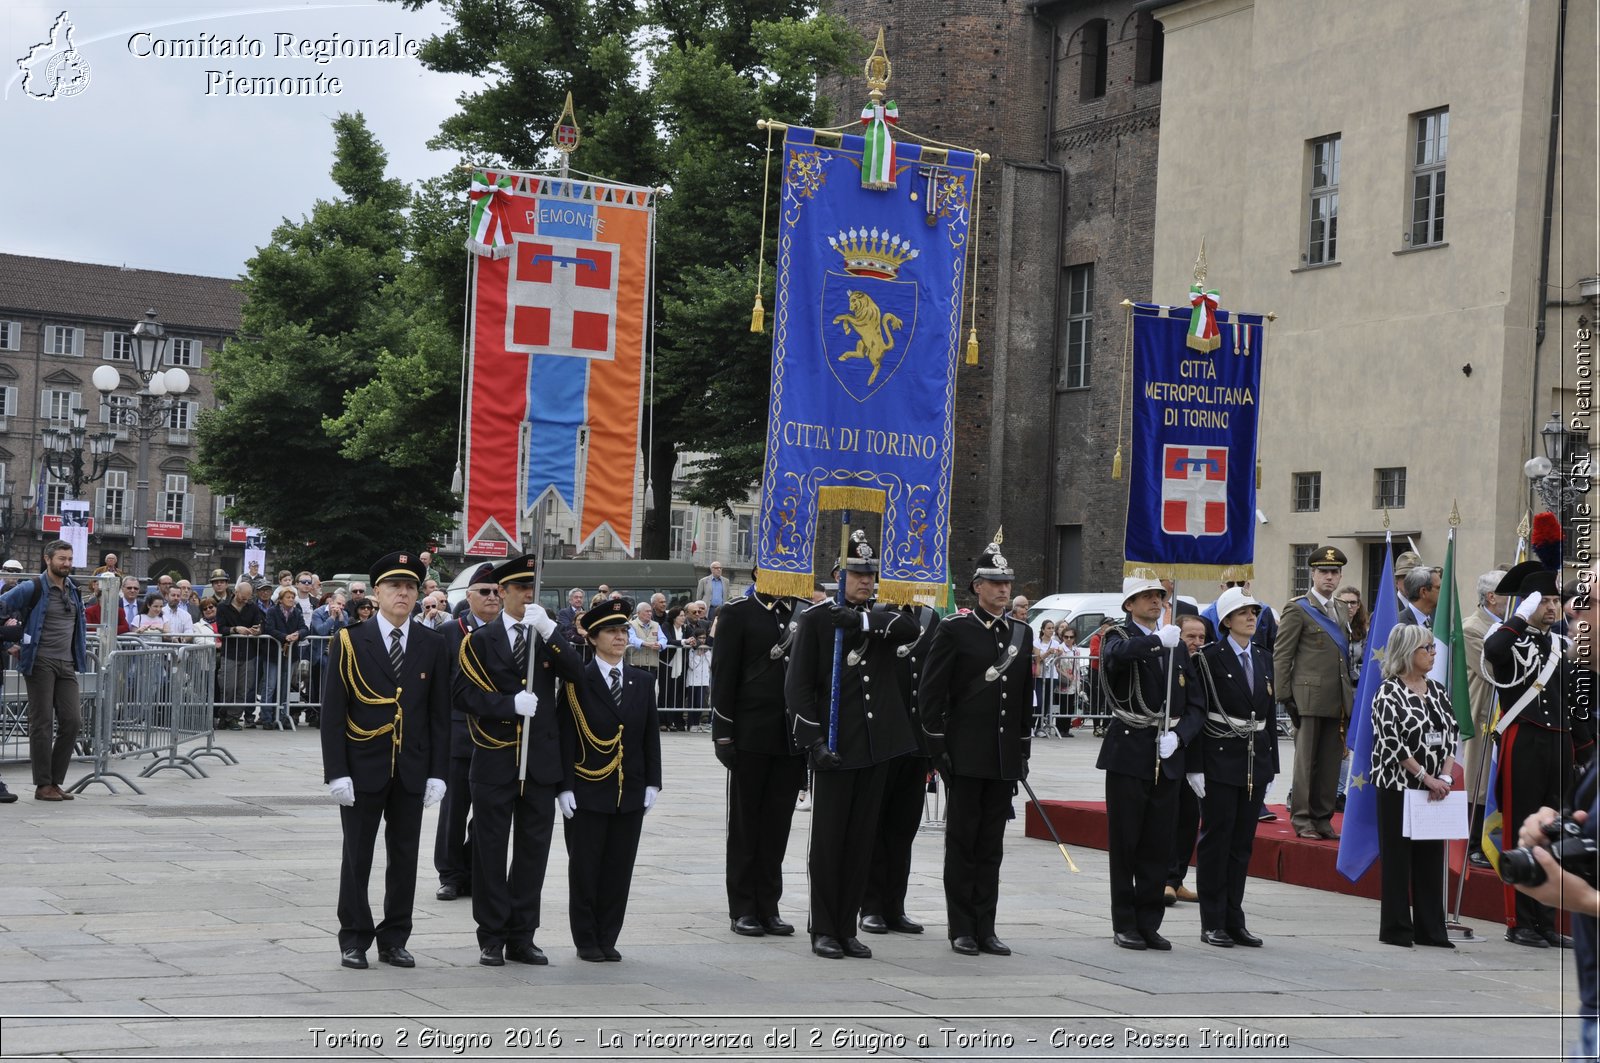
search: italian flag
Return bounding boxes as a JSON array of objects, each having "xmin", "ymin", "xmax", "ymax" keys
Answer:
[
  {"xmin": 1427, "ymin": 527, "xmax": 1476, "ymax": 739},
  {"xmin": 860, "ymin": 100, "xmax": 899, "ymax": 190}
]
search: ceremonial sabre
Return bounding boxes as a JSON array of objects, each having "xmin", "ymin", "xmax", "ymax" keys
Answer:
[
  {"xmin": 1157, "ymin": 585, "xmax": 1175, "ymax": 785},
  {"xmin": 827, "ymin": 512, "xmax": 851, "ymax": 753},
  {"xmin": 518, "ymin": 505, "xmax": 549, "ymax": 796},
  {"xmin": 1018, "ymin": 776, "xmax": 1080, "ymax": 873}
]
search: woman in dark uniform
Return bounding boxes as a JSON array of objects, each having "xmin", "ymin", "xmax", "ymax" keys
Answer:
[{"xmin": 1189, "ymin": 587, "xmax": 1278, "ymax": 947}]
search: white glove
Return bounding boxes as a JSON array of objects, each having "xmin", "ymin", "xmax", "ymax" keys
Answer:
[
  {"xmin": 1186, "ymin": 772, "xmax": 1207, "ymax": 799},
  {"xmin": 643, "ymin": 785, "xmax": 659, "ymax": 812},
  {"xmin": 513, "ymin": 690, "xmax": 539, "ymax": 717},
  {"xmin": 1157, "ymin": 732, "xmax": 1179, "ymax": 759},
  {"xmin": 557, "ymin": 790, "xmax": 577, "ymax": 819},
  {"xmin": 1157, "ymin": 624, "xmax": 1182, "ymax": 649},
  {"xmin": 328, "ymin": 777, "xmax": 355, "ymax": 806},
  {"xmin": 523, "ymin": 602, "xmax": 556, "ymax": 640},
  {"xmin": 1515, "ymin": 591, "xmax": 1543, "ymax": 621},
  {"xmin": 423, "ymin": 777, "xmax": 446, "ymax": 808}
]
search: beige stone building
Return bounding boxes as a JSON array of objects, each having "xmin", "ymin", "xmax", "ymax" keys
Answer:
[{"xmin": 1152, "ymin": 0, "xmax": 1598, "ymax": 606}]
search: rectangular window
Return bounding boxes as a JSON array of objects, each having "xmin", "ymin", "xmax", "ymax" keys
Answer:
[
  {"xmin": 736, "ymin": 514, "xmax": 754, "ymax": 561},
  {"xmin": 42, "ymin": 389, "xmax": 79, "ymax": 422},
  {"xmin": 100, "ymin": 394, "xmax": 134, "ymax": 439},
  {"xmin": 0, "ymin": 321, "xmax": 20, "ymax": 351},
  {"xmin": 43, "ymin": 474, "xmax": 68, "ymax": 516},
  {"xmin": 45, "ymin": 326, "xmax": 82, "ymax": 357},
  {"xmin": 669, "ymin": 509, "xmax": 688, "ymax": 560},
  {"xmin": 161, "ymin": 474, "xmax": 190, "ymax": 526},
  {"xmin": 215, "ymin": 493, "xmax": 236, "ymax": 528},
  {"xmin": 1291, "ymin": 544, "xmax": 1316, "ymax": 598},
  {"xmin": 1079, "ymin": 19, "xmax": 1108, "ymax": 100},
  {"xmin": 1410, "ymin": 108, "xmax": 1448, "ymax": 247},
  {"xmin": 1292, "ymin": 471, "xmax": 1322, "ymax": 513},
  {"xmin": 0, "ymin": 386, "xmax": 15, "ymax": 430},
  {"xmin": 167, "ymin": 400, "xmax": 196, "ymax": 444},
  {"xmin": 1375, "ymin": 466, "xmax": 1407, "ymax": 509},
  {"xmin": 1306, "ymin": 134, "xmax": 1340, "ymax": 265},
  {"xmin": 100, "ymin": 470, "xmax": 127, "ymax": 529},
  {"xmin": 704, "ymin": 516, "xmax": 722, "ymax": 559},
  {"xmin": 167, "ymin": 338, "xmax": 199, "ymax": 368},
  {"xmin": 1061, "ymin": 264, "xmax": 1093, "ymax": 389},
  {"xmin": 104, "ymin": 331, "xmax": 133, "ymax": 361}
]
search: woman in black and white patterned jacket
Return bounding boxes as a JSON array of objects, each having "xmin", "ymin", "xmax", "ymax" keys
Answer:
[{"xmin": 1370, "ymin": 622, "xmax": 1459, "ymax": 949}]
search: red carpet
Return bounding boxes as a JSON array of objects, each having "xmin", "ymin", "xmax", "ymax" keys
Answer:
[{"xmin": 1026, "ymin": 800, "xmax": 1511, "ymax": 924}]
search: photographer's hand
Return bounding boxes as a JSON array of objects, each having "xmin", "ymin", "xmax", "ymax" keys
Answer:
[{"xmin": 1518, "ymin": 807, "xmax": 1562, "ymax": 849}]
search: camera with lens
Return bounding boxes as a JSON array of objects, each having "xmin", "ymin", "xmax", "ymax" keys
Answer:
[{"xmin": 1499, "ymin": 815, "xmax": 1599, "ymax": 888}]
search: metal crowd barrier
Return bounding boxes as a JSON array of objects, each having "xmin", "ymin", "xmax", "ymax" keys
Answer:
[
  {"xmin": 213, "ymin": 632, "xmax": 332, "ymax": 729},
  {"xmin": 71, "ymin": 641, "xmax": 219, "ymax": 795}
]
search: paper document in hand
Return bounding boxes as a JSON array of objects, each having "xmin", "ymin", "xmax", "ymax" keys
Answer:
[{"xmin": 1402, "ymin": 789, "xmax": 1468, "ymax": 840}]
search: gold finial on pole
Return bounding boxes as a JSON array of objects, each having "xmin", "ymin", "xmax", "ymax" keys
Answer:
[
  {"xmin": 1518, "ymin": 510, "xmax": 1532, "ymax": 540},
  {"xmin": 993, "ymin": 525, "xmax": 1004, "ymax": 547},
  {"xmin": 553, "ymin": 91, "xmax": 581, "ymax": 173},
  {"xmin": 865, "ymin": 27, "xmax": 892, "ymax": 103},
  {"xmin": 1449, "ymin": 499, "xmax": 1461, "ymax": 528},
  {"xmin": 1193, "ymin": 236, "xmax": 1209, "ymax": 284}
]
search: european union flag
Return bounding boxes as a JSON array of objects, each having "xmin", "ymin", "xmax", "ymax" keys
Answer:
[{"xmin": 1337, "ymin": 534, "xmax": 1397, "ymax": 882}]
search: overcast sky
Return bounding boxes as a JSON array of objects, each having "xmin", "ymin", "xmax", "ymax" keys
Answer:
[{"xmin": 2, "ymin": 0, "xmax": 480, "ymax": 280}]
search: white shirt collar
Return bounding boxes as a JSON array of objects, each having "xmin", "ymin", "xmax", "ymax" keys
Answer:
[
  {"xmin": 499, "ymin": 609, "xmax": 525, "ymax": 638},
  {"xmin": 376, "ymin": 612, "xmax": 409, "ymax": 647}
]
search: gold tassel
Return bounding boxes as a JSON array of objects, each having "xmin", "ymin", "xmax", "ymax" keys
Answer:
[
  {"xmin": 750, "ymin": 292, "xmax": 765, "ymax": 333},
  {"xmin": 965, "ymin": 327, "xmax": 979, "ymax": 365},
  {"xmin": 1112, "ymin": 445, "xmax": 1123, "ymax": 480},
  {"xmin": 1255, "ymin": 460, "xmax": 1262, "ymax": 490}
]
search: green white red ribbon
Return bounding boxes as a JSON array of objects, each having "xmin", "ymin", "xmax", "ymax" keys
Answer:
[
  {"xmin": 1187, "ymin": 283, "xmax": 1221, "ymax": 352},
  {"xmin": 860, "ymin": 99, "xmax": 899, "ymax": 190},
  {"xmin": 467, "ymin": 171, "xmax": 515, "ymax": 258}
]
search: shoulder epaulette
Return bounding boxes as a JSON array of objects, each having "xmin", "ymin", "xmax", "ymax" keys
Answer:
[{"xmin": 726, "ymin": 594, "xmax": 749, "ymax": 607}]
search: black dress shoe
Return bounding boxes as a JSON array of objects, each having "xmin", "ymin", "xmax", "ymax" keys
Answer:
[
  {"xmin": 1228, "ymin": 927, "xmax": 1263, "ymax": 947},
  {"xmin": 950, "ymin": 935, "xmax": 980, "ymax": 955},
  {"xmin": 576, "ymin": 945, "xmax": 606, "ymax": 962},
  {"xmin": 340, "ymin": 947, "xmax": 368, "ymax": 969},
  {"xmin": 978, "ymin": 936, "xmax": 1011, "ymax": 956},
  {"xmin": 1318, "ymin": 828, "xmax": 1341, "ymax": 840},
  {"xmin": 1200, "ymin": 929, "xmax": 1235, "ymax": 948},
  {"xmin": 1416, "ymin": 938, "xmax": 1457, "ymax": 949},
  {"xmin": 886, "ymin": 915, "xmax": 924, "ymax": 934},
  {"xmin": 479, "ymin": 945, "xmax": 505, "ymax": 966},
  {"xmin": 436, "ymin": 883, "xmax": 462, "ymax": 901},
  {"xmin": 602, "ymin": 946, "xmax": 621, "ymax": 961},
  {"xmin": 1468, "ymin": 850, "xmax": 1491, "ymax": 868},
  {"xmin": 1113, "ymin": 932, "xmax": 1148, "ymax": 951},
  {"xmin": 1543, "ymin": 930, "xmax": 1575, "ymax": 949},
  {"xmin": 761, "ymin": 916, "xmax": 795, "ymax": 936},
  {"xmin": 859, "ymin": 913, "xmax": 888, "ymax": 934},
  {"xmin": 1141, "ymin": 930, "xmax": 1172, "ymax": 951},
  {"xmin": 1506, "ymin": 927, "xmax": 1549, "ymax": 948},
  {"xmin": 839, "ymin": 937, "xmax": 872, "ymax": 959},
  {"xmin": 377, "ymin": 946, "xmax": 415, "ymax": 968},
  {"xmin": 505, "ymin": 943, "xmax": 548, "ymax": 965},
  {"xmin": 731, "ymin": 916, "xmax": 766, "ymax": 937},
  {"xmin": 811, "ymin": 934, "xmax": 844, "ymax": 959},
  {"xmin": 1379, "ymin": 934, "xmax": 1414, "ymax": 948}
]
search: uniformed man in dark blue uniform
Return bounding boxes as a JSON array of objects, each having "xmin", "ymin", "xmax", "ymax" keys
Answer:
[
  {"xmin": 710, "ymin": 578, "xmax": 806, "ymax": 938},
  {"xmin": 919, "ymin": 538, "xmax": 1033, "ymax": 956},
  {"xmin": 433, "ymin": 563, "xmax": 498, "ymax": 902},
  {"xmin": 785, "ymin": 533, "xmax": 919, "ymax": 959},
  {"xmin": 1097, "ymin": 575, "xmax": 1205, "ymax": 951}
]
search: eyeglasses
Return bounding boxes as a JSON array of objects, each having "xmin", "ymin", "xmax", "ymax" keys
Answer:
[
  {"xmin": 298, "ymin": 578, "xmax": 312, "ymax": 585},
  {"xmin": 1338, "ymin": 598, "xmax": 1360, "ymax": 607},
  {"xmin": 471, "ymin": 587, "xmax": 502, "ymax": 597}
]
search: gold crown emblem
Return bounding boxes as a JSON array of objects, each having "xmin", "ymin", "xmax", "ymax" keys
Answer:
[{"xmin": 829, "ymin": 228, "xmax": 918, "ymax": 279}]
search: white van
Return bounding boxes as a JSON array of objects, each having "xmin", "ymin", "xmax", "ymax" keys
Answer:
[{"xmin": 1026, "ymin": 591, "xmax": 1201, "ymax": 645}]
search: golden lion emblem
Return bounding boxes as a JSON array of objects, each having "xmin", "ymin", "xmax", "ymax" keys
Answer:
[{"xmin": 832, "ymin": 290, "xmax": 902, "ymax": 386}]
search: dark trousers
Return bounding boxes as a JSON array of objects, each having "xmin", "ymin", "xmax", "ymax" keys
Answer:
[
  {"xmin": 942, "ymin": 773, "xmax": 1012, "ymax": 940},
  {"xmin": 1105, "ymin": 769, "xmax": 1180, "ymax": 935},
  {"xmin": 1197, "ymin": 777, "xmax": 1267, "ymax": 932},
  {"xmin": 1167, "ymin": 782, "xmax": 1201, "ymax": 888},
  {"xmin": 25, "ymin": 657, "xmax": 80, "ymax": 788},
  {"xmin": 1499, "ymin": 722, "xmax": 1571, "ymax": 932},
  {"xmin": 432, "ymin": 752, "xmax": 474, "ymax": 889},
  {"xmin": 1376, "ymin": 785, "xmax": 1448, "ymax": 945},
  {"xmin": 470, "ymin": 778, "xmax": 556, "ymax": 949},
  {"xmin": 564, "ymin": 807, "xmax": 645, "ymax": 950},
  {"xmin": 725, "ymin": 750, "xmax": 807, "ymax": 919},
  {"xmin": 807, "ymin": 761, "xmax": 888, "ymax": 939},
  {"xmin": 336, "ymin": 780, "xmax": 424, "ymax": 953},
  {"xmin": 863, "ymin": 754, "xmax": 930, "ymax": 922}
]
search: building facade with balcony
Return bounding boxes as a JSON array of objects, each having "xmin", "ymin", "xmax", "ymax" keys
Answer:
[{"xmin": 0, "ymin": 253, "xmax": 245, "ymax": 580}]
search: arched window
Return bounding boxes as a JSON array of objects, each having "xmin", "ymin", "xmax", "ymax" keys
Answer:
[{"xmin": 1079, "ymin": 19, "xmax": 1108, "ymax": 100}]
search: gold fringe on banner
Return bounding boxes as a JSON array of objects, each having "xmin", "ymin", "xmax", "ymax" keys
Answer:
[
  {"xmin": 755, "ymin": 570, "xmax": 818, "ymax": 600},
  {"xmin": 1112, "ymin": 445, "xmax": 1123, "ymax": 481},
  {"xmin": 877, "ymin": 580, "xmax": 946, "ymax": 607},
  {"xmin": 817, "ymin": 485, "xmax": 887, "ymax": 513},
  {"xmin": 1123, "ymin": 561, "xmax": 1254, "ymax": 582}
]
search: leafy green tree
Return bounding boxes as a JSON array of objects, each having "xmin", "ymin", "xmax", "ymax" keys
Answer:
[{"xmin": 194, "ymin": 113, "xmax": 458, "ymax": 573}]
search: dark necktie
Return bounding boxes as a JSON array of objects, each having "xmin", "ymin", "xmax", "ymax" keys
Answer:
[
  {"xmin": 512, "ymin": 624, "xmax": 529, "ymax": 675},
  {"xmin": 1239, "ymin": 649, "xmax": 1254, "ymax": 693},
  {"xmin": 388, "ymin": 628, "xmax": 403, "ymax": 672},
  {"xmin": 609, "ymin": 666, "xmax": 623, "ymax": 707}
]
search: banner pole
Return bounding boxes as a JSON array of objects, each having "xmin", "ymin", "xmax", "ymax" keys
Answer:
[{"xmin": 828, "ymin": 511, "xmax": 852, "ymax": 753}]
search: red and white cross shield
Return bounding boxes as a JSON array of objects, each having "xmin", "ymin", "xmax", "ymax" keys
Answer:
[
  {"xmin": 1161, "ymin": 444, "xmax": 1228, "ymax": 537},
  {"xmin": 505, "ymin": 234, "xmax": 619, "ymax": 360}
]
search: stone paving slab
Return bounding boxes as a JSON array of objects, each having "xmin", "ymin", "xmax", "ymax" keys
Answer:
[{"xmin": 0, "ymin": 727, "xmax": 1582, "ymax": 1061}]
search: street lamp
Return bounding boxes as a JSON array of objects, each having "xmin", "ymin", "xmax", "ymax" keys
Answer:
[
  {"xmin": 92, "ymin": 309, "xmax": 191, "ymax": 580},
  {"xmin": 41, "ymin": 405, "xmax": 116, "ymax": 499},
  {"xmin": 0, "ymin": 479, "xmax": 35, "ymax": 563},
  {"xmin": 1524, "ymin": 410, "xmax": 1591, "ymax": 524}
]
